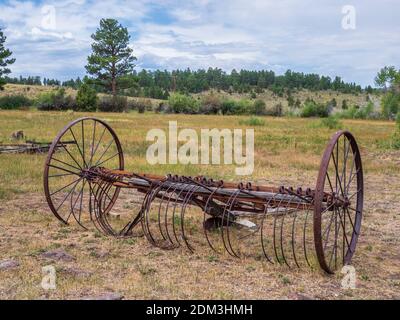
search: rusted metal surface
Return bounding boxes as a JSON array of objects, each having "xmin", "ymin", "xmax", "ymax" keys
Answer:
[{"xmin": 43, "ymin": 117, "xmax": 364, "ymax": 274}]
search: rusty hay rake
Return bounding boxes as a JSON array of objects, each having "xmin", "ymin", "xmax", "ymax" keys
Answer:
[{"xmin": 43, "ymin": 117, "xmax": 363, "ymax": 274}]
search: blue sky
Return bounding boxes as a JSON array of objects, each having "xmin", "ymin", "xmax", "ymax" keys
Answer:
[{"xmin": 0, "ymin": 0, "xmax": 399, "ymax": 86}]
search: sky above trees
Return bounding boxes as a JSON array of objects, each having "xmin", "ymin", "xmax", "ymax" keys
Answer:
[{"xmin": 0, "ymin": 0, "xmax": 398, "ymax": 86}]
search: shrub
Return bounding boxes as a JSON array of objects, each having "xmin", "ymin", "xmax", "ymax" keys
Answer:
[
  {"xmin": 168, "ymin": 93, "xmax": 200, "ymax": 114},
  {"xmin": 0, "ymin": 95, "xmax": 32, "ymax": 110},
  {"xmin": 98, "ymin": 95, "xmax": 127, "ymax": 112},
  {"xmin": 253, "ymin": 99, "xmax": 266, "ymax": 115},
  {"xmin": 221, "ymin": 99, "xmax": 237, "ymax": 115},
  {"xmin": 300, "ymin": 100, "xmax": 329, "ymax": 118},
  {"xmin": 128, "ymin": 98, "xmax": 153, "ymax": 113},
  {"xmin": 320, "ymin": 116, "xmax": 343, "ymax": 129},
  {"xmin": 338, "ymin": 102, "xmax": 376, "ymax": 119},
  {"xmin": 239, "ymin": 116, "xmax": 265, "ymax": 126},
  {"xmin": 342, "ymin": 99, "xmax": 348, "ymax": 110},
  {"xmin": 200, "ymin": 92, "xmax": 222, "ymax": 114},
  {"xmin": 393, "ymin": 113, "xmax": 400, "ymax": 149},
  {"xmin": 235, "ymin": 99, "xmax": 253, "ymax": 114},
  {"xmin": 76, "ymin": 84, "xmax": 97, "ymax": 111},
  {"xmin": 397, "ymin": 112, "xmax": 400, "ymax": 130},
  {"xmin": 381, "ymin": 91, "xmax": 400, "ymax": 119},
  {"xmin": 264, "ymin": 103, "xmax": 283, "ymax": 117},
  {"xmin": 36, "ymin": 88, "xmax": 75, "ymax": 111}
]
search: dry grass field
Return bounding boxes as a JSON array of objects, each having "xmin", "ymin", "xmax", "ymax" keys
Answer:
[{"xmin": 0, "ymin": 110, "xmax": 399, "ymax": 300}]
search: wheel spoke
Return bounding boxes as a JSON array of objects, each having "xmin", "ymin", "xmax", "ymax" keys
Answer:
[
  {"xmin": 93, "ymin": 139, "xmax": 114, "ymax": 167},
  {"xmin": 69, "ymin": 127, "xmax": 88, "ymax": 169},
  {"xmin": 48, "ymin": 164, "xmax": 80, "ymax": 176},
  {"xmin": 55, "ymin": 177, "xmax": 83, "ymax": 212},
  {"xmin": 89, "ymin": 120, "xmax": 97, "ymax": 167},
  {"xmin": 50, "ymin": 176, "xmax": 82, "ymax": 196},
  {"xmin": 89, "ymin": 126, "xmax": 107, "ymax": 167},
  {"xmin": 94, "ymin": 152, "xmax": 119, "ymax": 168},
  {"xmin": 51, "ymin": 157, "xmax": 82, "ymax": 172}
]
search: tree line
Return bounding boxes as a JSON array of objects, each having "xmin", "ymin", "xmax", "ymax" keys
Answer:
[{"xmin": 4, "ymin": 68, "xmax": 365, "ymax": 98}]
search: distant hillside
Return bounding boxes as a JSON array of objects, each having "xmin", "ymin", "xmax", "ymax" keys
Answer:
[{"xmin": 0, "ymin": 83, "xmax": 381, "ymax": 115}]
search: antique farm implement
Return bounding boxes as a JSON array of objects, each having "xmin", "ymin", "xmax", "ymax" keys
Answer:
[
  {"xmin": 43, "ymin": 117, "xmax": 363, "ymax": 274},
  {"xmin": 0, "ymin": 140, "xmax": 75, "ymax": 154}
]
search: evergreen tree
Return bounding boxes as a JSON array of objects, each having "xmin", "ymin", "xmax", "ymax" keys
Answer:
[
  {"xmin": 86, "ymin": 18, "xmax": 136, "ymax": 97},
  {"xmin": 0, "ymin": 28, "xmax": 15, "ymax": 90}
]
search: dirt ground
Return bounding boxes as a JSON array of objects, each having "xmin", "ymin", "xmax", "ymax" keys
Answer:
[
  {"xmin": 0, "ymin": 111, "xmax": 399, "ymax": 299},
  {"xmin": 0, "ymin": 171, "xmax": 399, "ymax": 300}
]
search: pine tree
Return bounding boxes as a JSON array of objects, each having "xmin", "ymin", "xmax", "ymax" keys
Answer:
[
  {"xmin": 0, "ymin": 28, "xmax": 15, "ymax": 90},
  {"xmin": 85, "ymin": 19, "xmax": 136, "ymax": 97}
]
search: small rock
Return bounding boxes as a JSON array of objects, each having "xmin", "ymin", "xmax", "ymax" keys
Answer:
[
  {"xmin": 41, "ymin": 249, "xmax": 75, "ymax": 262},
  {"xmin": 11, "ymin": 130, "xmax": 24, "ymax": 140},
  {"xmin": 81, "ymin": 292, "xmax": 124, "ymax": 300},
  {"xmin": 0, "ymin": 259, "xmax": 19, "ymax": 270}
]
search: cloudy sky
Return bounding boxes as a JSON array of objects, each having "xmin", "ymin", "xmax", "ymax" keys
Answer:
[{"xmin": 0, "ymin": 0, "xmax": 399, "ymax": 86}]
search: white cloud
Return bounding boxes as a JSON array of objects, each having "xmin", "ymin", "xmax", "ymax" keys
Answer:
[{"xmin": 0, "ymin": 0, "xmax": 399, "ymax": 85}]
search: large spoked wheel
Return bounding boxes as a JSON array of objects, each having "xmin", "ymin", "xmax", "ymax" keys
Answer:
[
  {"xmin": 44, "ymin": 117, "xmax": 124, "ymax": 228},
  {"xmin": 314, "ymin": 131, "xmax": 363, "ymax": 274}
]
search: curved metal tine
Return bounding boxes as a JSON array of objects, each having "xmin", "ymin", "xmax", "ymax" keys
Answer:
[
  {"xmin": 220, "ymin": 189, "xmax": 241, "ymax": 258},
  {"xmin": 70, "ymin": 178, "xmax": 89, "ymax": 230},
  {"xmin": 225, "ymin": 189, "xmax": 249, "ymax": 259},
  {"xmin": 156, "ymin": 181, "xmax": 176, "ymax": 242},
  {"xmin": 169, "ymin": 181, "xmax": 194, "ymax": 247},
  {"xmin": 179, "ymin": 180, "xmax": 203, "ymax": 252},
  {"xmin": 93, "ymin": 179, "xmax": 112, "ymax": 235},
  {"xmin": 162, "ymin": 181, "xmax": 182, "ymax": 249},
  {"xmin": 142, "ymin": 184, "xmax": 164, "ymax": 246},
  {"xmin": 100, "ymin": 180, "xmax": 120, "ymax": 236},
  {"xmin": 302, "ymin": 206, "xmax": 312, "ymax": 268},
  {"xmin": 93, "ymin": 180, "xmax": 107, "ymax": 233},
  {"xmin": 290, "ymin": 200, "xmax": 305, "ymax": 269},
  {"xmin": 260, "ymin": 193, "xmax": 278, "ymax": 264},
  {"xmin": 172, "ymin": 182, "xmax": 199, "ymax": 250},
  {"xmin": 279, "ymin": 190, "xmax": 297, "ymax": 268},
  {"xmin": 272, "ymin": 192, "xmax": 286, "ymax": 265},
  {"xmin": 203, "ymin": 186, "xmax": 223, "ymax": 254},
  {"xmin": 95, "ymin": 179, "xmax": 117, "ymax": 236},
  {"xmin": 146, "ymin": 180, "xmax": 174, "ymax": 248}
]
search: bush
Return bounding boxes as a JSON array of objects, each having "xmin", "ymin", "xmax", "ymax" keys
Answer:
[
  {"xmin": 128, "ymin": 98, "xmax": 153, "ymax": 113},
  {"xmin": 36, "ymin": 88, "xmax": 75, "ymax": 111},
  {"xmin": 98, "ymin": 95, "xmax": 127, "ymax": 112},
  {"xmin": 381, "ymin": 91, "xmax": 400, "ymax": 119},
  {"xmin": 239, "ymin": 116, "xmax": 265, "ymax": 126},
  {"xmin": 221, "ymin": 99, "xmax": 237, "ymax": 115},
  {"xmin": 168, "ymin": 93, "xmax": 199, "ymax": 114},
  {"xmin": 235, "ymin": 99, "xmax": 254, "ymax": 114},
  {"xmin": 253, "ymin": 99, "xmax": 266, "ymax": 115},
  {"xmin": 0, "ymin": 95, "xmax": 32, "ymax": 110},
  {"xmin": 397, "ymin": 112, "xmax": 400, "ymax": 130},
  {"xmin": 320, "ymin": 116, "xmax": 343, "ymax": 129},
  {"xmin": 338, "ymin": 102, "xmax": 376, "ymax": 119},
  {"xmin": 76, "ymin": 84, "xmax": 97, "ymax": 111},
  {"xmin": 265, "ymin": 103, "xmax": 283, "ymax": 117},
  {"xmin": 300, "ymin": 100, "xmax": 329, "ymax": 117},
  {"xmin": 200, "ymin": 92, "xmax": 222, "ymax": 114}
]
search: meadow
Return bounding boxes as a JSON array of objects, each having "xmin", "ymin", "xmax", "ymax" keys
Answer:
[{"xmin": 0, "ymin": 110, "xmax": 399, "ymax": 299}]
